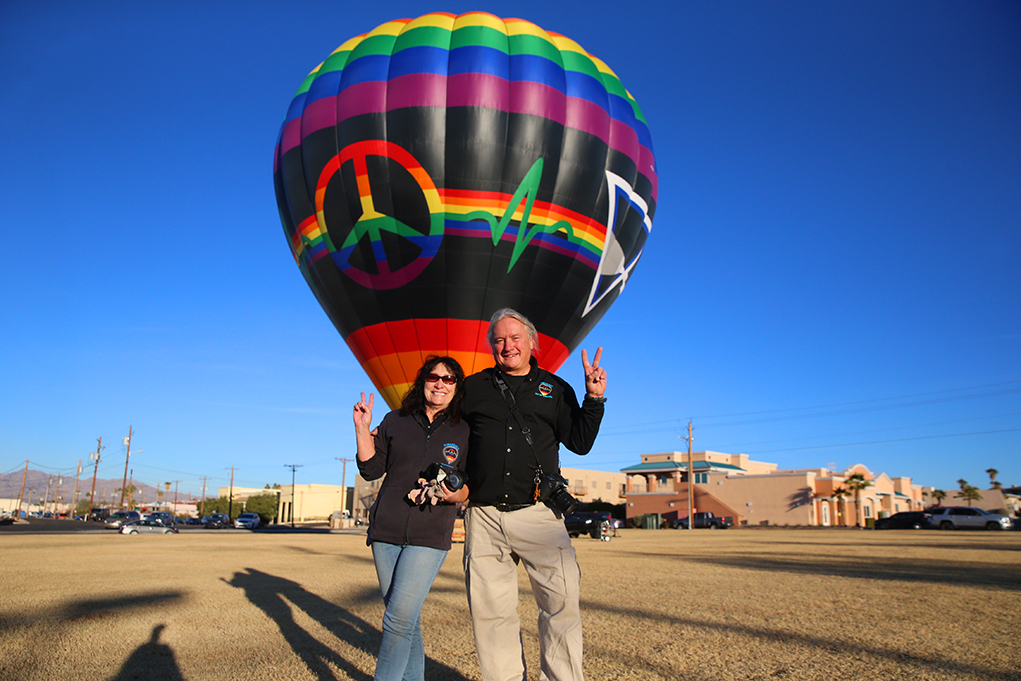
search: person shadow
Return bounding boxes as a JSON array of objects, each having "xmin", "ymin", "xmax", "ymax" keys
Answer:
[
  {"xmin": 108, "ymin": 624, "xmax": 185, "ymax": 681},
  {"xmin": 226, "ymin": 568, "xmax": 471, "ymax": 681}
]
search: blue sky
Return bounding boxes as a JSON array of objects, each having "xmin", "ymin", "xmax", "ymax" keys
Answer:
[{"xmin": 2, "ymin": 1, "xmax": 1018, "ymax": 499}]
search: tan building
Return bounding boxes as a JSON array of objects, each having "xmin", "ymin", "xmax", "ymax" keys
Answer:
[
  {"xmin": 623, "ymin": 451, "xmax": 925, "ymax": 527},
  {"xmin": 353, "ymin": 474, "xmax": 381, "ymax": 522},
  {"xmin": 274, "ymin": 484, "xmax": 351, "ymax": 525},
  {"xmin": 560, "ymin": 467, "xmax": 627, "ymax": 506},
  {"xmin": 922, "ymin": 486, "xmax": 1015, "ymax": 515}
]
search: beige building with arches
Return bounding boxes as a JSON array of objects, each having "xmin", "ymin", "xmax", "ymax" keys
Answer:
[{"xmin": 623, "ymin": 451, "xmax": 924, "ymax": 527}]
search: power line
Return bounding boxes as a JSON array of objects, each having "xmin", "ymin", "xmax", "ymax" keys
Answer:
[
  {"xmin": 692, "ymin": 379, "xmax": 1021, "ymax": 421},
  {"xmin": 712, "ymin": 411, "xmax": 1021, "ymax": 450},
  {"xmin": 742, "ymin": 428, "xmax": 1021, "ymax": 455}
]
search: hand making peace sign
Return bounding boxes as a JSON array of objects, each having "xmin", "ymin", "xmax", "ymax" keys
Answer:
[{"xmin": 582, "ymin": 347, "xmax": 607, "ymax": 399}]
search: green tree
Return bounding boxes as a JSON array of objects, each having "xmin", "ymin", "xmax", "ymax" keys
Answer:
[
  {"xmin": 930, "ymin": 489, "xmax": 946, "ymax": 507},
  {"xmin": 956, "ymin": 485, "xmax": 983, "ymax": 503},
  {"xmin": 957, "ymin": 478, "xmax": 968, "ymax": 490},
  {"xmin": 198, "ymin": 496, "xmax": 242, "ymax": 518},
  {"xmin": 245, "ymin": 493, "xmax": 280, "ymax": 524},
  {"xmin": 844, "ymin": 473, "xmax": 872, "ymax": 527},
  {"xmin": 985, "ymin": 468, "xmax": 1001, "ymax": 490}
]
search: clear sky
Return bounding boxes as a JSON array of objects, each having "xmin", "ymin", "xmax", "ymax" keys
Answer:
[{"xmin": 2, "ymin": 1, "xmax": 1018, "ymax": 499}]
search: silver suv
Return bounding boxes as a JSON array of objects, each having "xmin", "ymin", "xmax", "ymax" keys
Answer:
[
  {"xmin": 103, "ymin": 510, "xmax": 141, "ymax": 529},
  {"xmin": 928, "ymin": 506, "xmax": 1013, "ymax": 531}
]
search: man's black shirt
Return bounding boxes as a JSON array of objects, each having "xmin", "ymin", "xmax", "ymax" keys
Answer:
[{"xmin": 462, "ymin": 358, "xmax": 604, "ymax": 507}]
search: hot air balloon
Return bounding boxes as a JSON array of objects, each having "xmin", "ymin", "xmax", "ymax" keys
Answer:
[{"xmin": 274, "ymin": 12, "xmax": 657, "ymax": 408}]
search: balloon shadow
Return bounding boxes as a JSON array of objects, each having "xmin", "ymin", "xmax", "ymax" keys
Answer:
[
  {"xmin": 225, "ymin": 568, "xmax": 471, "ymax": 681},
  {"xmin": 108, "ymin": 624, "xmax": 185, "ymax": 681}
]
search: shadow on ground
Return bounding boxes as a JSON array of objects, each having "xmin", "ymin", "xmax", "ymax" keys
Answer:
[
  {"xmin": 227, "ymin": 568, "xmax": 472, "ymax": 681},
  {"xmin": 109, "ymin": 624, "xmax": 185, "ymax": 681},
  {"xmin": 696, "ymin": 552, "xmax": 1021, "ymax": 591}
]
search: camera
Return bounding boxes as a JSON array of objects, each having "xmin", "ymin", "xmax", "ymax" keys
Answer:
[
  {"xmin": 537, "ymin": 473, "xmax": 579, "ymax": 515},
  {"xmin": 422, "ymin": 462, "xmax": 466, "ymax": 492}
]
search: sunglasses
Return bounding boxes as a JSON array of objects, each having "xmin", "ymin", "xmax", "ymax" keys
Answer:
[{"xmin": 425, "ymin": 373, "xmax": 458, "ymax": 385}]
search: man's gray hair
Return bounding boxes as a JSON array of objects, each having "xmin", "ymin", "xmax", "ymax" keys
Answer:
[{"xmin": 487, "ymin": 308, "xmax": 540, "ymax": 354}]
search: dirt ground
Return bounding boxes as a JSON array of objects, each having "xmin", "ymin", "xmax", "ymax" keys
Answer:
[{"xmin": 1, "ymin": 527, "xmax": 1018, "ymax": 681}]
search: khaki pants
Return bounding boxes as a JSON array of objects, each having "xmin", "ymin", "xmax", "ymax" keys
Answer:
[{"xmin": 463, "ymin": 504, "xmax": 584, "ymax": 681}]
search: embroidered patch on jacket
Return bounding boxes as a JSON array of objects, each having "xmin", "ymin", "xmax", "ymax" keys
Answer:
[
  {"xmin": 536, "ymin": 381, "xmax": 554, "ymax": 398},
  {"xmin": 443, "ymin": 444, "xmax": 460, "ymax": 463}
]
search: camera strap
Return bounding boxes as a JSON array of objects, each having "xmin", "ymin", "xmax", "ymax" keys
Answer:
[{"xmin": 492, "ymin": 372, "xmax": 545, "ymax": 499}]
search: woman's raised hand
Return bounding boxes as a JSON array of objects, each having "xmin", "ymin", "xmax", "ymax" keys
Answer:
[{"xmin": 353, "ymin": 392, "xmax": 374, "ymax": 431}]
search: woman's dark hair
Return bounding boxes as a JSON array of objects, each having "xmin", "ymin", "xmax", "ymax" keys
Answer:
[{"xmin": 400, "ymin": 356, "xmax": 465, "ymax": 424}]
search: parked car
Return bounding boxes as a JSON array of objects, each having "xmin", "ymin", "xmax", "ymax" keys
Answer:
[
  {"xmin": 120, "ymin": 519, "xmax": 179, "ymax": 535},
  {"xmin": 928, "ymin": 506, "xmax": 1014, "ymax": 531},
  {"xmin": 564, "ymin": 511, "xmax": 613, "ymax": 540},
  {"xmin": 88, "ymin": 508, "xmax": 112, "ymax": 522},
  {"xmin": 874, "ymin": 511, "xmax": 932, "ymax": 530},
  {"xmin": 184, "ymin": 517, "xmax": 204, "ymax": 525},
  {"xmin": 103, "ymin": 511, "xmax": 141, "ymax": 529},
  {"xmin": 234, "ymin": 512, "xmax": 261, "ymax": 530},
  {"xmin": 146, "ymin": 511, "xmax": 176, "ymax": 525},
  {"xmin": 674, "ymin": 512, "xmax": 734, "ymax": 529},
  {"xmin": 204, "ymin": 513, "xmax": 231, "ymax": 529}
]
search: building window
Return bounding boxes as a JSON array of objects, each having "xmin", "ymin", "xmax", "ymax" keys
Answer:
[
  {"xmin": 864, "ymin": 504, "xmax": 872, "ymax": 519},
  {"xmin": 606, "ymin": 481, "xmax": 611, "ymax": 490},
  {"xmin": 695, "ymin": 473, "xmax": 708, "ymax": 484}
]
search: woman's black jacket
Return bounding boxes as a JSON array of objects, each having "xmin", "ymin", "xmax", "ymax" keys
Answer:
[{"xmin": 357, "ymin": 409, "xmax": 469, "ymax": 551}]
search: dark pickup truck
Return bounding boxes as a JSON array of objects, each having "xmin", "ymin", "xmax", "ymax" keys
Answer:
[
  {"xmin": 674, "ymin": 512, "xmax": 734, "ymax": 529},
  {"xmin": 564, "ymin": 511, "xmax": 614, "ymax": 541}
]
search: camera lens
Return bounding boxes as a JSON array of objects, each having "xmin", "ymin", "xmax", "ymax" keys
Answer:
[{"xmin": 445, "ymin": 469, "xmax": 465, "ymax": 491}]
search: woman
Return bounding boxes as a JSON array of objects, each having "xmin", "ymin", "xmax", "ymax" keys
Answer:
[{"xmin": 355, "ymin": 356, "xmax": 470, "ymax": 681}]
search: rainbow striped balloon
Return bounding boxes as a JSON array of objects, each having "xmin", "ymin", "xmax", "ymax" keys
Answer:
[{"xmin": 274, "ymin": 12, "xmax": 657, "ymax": 408}]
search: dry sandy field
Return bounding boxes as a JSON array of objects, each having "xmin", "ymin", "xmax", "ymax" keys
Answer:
[{"xmin": 1, "ymin": 526, "xmax": 1018, "ymax": 681}]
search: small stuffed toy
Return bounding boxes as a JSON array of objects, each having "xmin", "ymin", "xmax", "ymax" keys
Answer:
[{"xmin": 408, "ymin": 466, "xmax": 451, "ymax": 506}]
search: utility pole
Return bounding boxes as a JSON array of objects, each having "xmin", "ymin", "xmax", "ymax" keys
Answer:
[
  {"xmin": 88, "ymin": 438, "xmax": 103, "ymax": 518},
  {"xmin": 53, "ymin": 475, "xmax": 63, "ymax": 516},
  {"xmin": 119, "ymin": 426, "xmax": 132, "ymax": 510},
  {"xmin": 71, "ymin": 460, "xmax": 82, "ymax": 518},
  {"xmin": 200, "ymin": 477, "xmax": 208, "ymax": 518},
  {"xmin": 227, "ymin": 467, "xmax": 236, "ymax": 519},
  {"xmin": 680, "ymin": 422, "xmax": 694, "ymax": 531},
  {"xmin": 173, "ymin": 481, "xmax": 180, "ymax": 513},
  {"xmin": 284, "ymin": 464, "xmax": 302, "ymax": 528},
  {"xmin": 336, "ymin": 457, "xmax": 353, "ymax": 520},
  {"xmin": 43, "ymin": 475, "xmax": 53, "ymax": 514},
  {"xmin": 16, "ymin": 459, "xmax": 28, "ymax": 520}
]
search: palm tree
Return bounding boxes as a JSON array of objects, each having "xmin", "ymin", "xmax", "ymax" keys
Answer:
[
  {"xmin": 931, "ymin": 489, "xmax": 946, "ymax": 507},
  {"xmin": 956, "ymin": 485, "xmax": 983, "ymax": 503},
  {"xmin": 831, "ymin": 486, "xmax": 850, "ymax": 527},
  {"xmin": 985, "ymin": 468, "xmax": 1001, "ymax": 490},
  {"xmin": 957, "ymin": 478, "xmax": 968, "ymax": 490},
  {"xmin": 844, "ymin": 473, "xmax": 872, "ymax": 527}
]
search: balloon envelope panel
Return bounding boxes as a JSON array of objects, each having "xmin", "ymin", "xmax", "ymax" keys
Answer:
[{"xmin": 274, "ymin": 12, "xmax": 657, "ymax": 407}]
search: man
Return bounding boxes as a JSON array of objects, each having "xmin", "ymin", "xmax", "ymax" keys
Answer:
[{"xmin": 462, "ymin": 308, "xmax": 607, "ymax": 681}]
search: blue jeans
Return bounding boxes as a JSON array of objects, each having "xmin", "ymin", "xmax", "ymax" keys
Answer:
[{"xmin": 371, "ymin": 542, "xmax": 448, "ymax": 681}]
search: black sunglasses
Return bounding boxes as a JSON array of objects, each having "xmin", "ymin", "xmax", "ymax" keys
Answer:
[{"xmin": 425, "ymin": 373, "xmax": 458, "ymax": 385}]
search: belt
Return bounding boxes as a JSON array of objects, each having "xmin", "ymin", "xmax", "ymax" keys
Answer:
[{"xmin": 488, "ymin": 502, "xmax": 535, "ymax": 512}]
